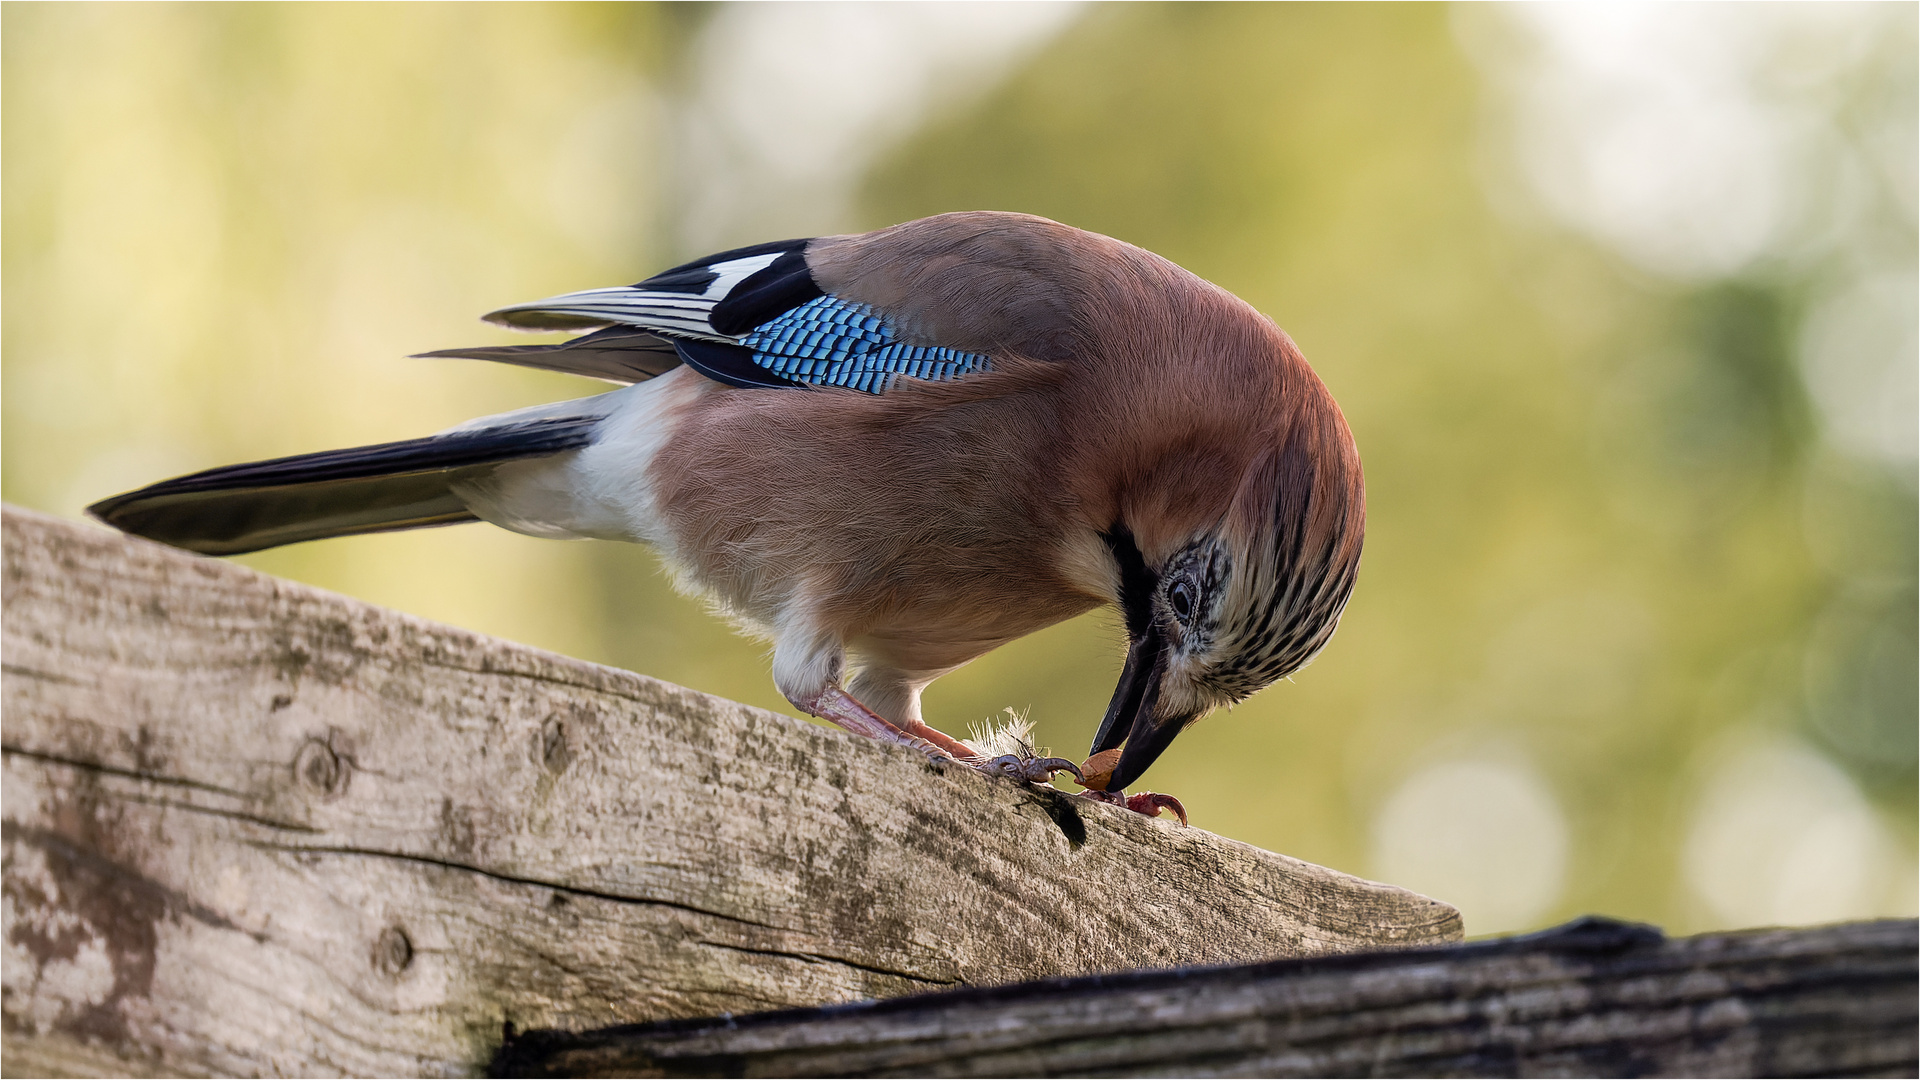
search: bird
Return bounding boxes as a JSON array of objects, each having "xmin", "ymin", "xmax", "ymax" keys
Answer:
[{"xmin": 89, "ymin": 211, "xmax": 1365, "ymax": 821}]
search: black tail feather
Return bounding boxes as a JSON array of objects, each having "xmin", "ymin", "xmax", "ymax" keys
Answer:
[{"xmin": 89, "ymin": 416, "xmax": 600, "ymax": 556}]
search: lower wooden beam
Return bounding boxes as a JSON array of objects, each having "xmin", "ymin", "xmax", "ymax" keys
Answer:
[{"xmin": 493, "ymin": 917, "xmax": 1919, "ymax": 1079}]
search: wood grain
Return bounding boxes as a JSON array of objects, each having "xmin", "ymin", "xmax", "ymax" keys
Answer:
[
  {"xmin": 494, "ymin": 917, "xmax": 1920, "ymax": 1079},
  {"xmin": 0, "ymin": 506, "xmax": 1460, "ymax": 1077}
]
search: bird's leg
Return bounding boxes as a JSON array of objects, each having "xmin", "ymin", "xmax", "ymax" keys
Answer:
[
  {"xmin": 900, "ymin": 719, "xmax": 977, "ymax": 759},
  {"xmin": 798, "ymin": 683, "xmax": 953, "ymax": 763},
  {"xmin": 838, "ymin": 662, "xmax": 1082, "ymax": 784},
  {"xmin": 795, "ymin": 686, "xmax": 1082, "ymax": 784},
  {"xmin": 780, "ymin": 635, "xmax": 1080, "ymax": 783}
]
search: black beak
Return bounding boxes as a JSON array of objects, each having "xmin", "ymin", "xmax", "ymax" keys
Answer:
[{"xmin": 1089, "ymin": 627, "xmax": 1198, "ymax": 792}]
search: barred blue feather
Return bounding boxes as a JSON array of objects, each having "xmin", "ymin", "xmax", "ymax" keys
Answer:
[{"xmin": 740, "ymin": 295, "xmax": 991, "ymax": 392}]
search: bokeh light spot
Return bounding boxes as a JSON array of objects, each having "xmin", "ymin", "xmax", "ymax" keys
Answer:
[
  {"xmin": 1684, "ymin": 736, "xmax": 1912, "ymax": 927},
  {"xmin": 1371, "ymin": 756, "xmax": 1569, "ymax": 935}
]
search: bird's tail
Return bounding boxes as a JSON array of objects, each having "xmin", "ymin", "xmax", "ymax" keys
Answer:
[{"xmin": 88, "ymin": 414, "xmax": 602, "ymax": 556}]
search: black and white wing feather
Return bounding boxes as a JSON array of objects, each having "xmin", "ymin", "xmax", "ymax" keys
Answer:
[
  {"xmin": 443, "ymin": 236, "xmax": 991, "ymax": 394},
  {"xmin": 484, "ymin": 239, "xmax": 815, "ymax": 341}
]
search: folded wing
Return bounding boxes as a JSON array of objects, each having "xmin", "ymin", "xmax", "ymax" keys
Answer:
[{"xmin": 452, "ymin": 237, "xmax": 993, "ymax": 394}]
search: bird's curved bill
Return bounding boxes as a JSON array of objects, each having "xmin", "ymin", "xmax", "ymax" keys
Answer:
[{"xmin": 1088, "ymin": 628, "xmax": 1199, "ymax": 793}]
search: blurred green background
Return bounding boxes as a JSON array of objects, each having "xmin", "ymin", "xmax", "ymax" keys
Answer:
[{"xmin": 5, "ymin": 2, "xmax": 1913, "ymax": 937}]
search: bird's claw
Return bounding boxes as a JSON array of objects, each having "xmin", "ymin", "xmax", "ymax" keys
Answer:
[
  {"xmin": 972, "ymin": 754, "xmax": 1085, "ymax": 785},
  {"xmin": 1124, "ymin": 791, "xmax": 1188, "ymax": 825},
  {"xmin": 1077, "ymin": 787, "xmax": 1188, "ymax": 826}
]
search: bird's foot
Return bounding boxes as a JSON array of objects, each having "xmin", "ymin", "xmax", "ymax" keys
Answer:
[
  {"xmin": 1074, "ymin": 749, "xmax": 1187, "ymax": 824},
  {"xmin": 956, "ymin": 709, "xmax": 1084, "ymax": 785},
  {"xmin": 1123, "ymin": 791, "xmax": 1188, "ymax": 825},
  {"xmin": 799, "ymin": 687, "xmax": 1090, "ymax": 787},
  {"xmin": 1077, "ymin": 788, "xmax": 1189, "ymax": 826},
  {"xmin": 972, "ymin": 754, "xmax": 1085, "ymax": 785}
]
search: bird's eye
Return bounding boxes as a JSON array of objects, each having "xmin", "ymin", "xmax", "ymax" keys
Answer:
[{"xmin": 1168, "ymin": 580, "xmax": 1196, "ymax": 622}]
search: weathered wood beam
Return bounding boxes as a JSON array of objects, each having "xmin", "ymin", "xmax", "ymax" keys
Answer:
[
  {"xmin": 1, "ymin": 506, "xmax": 1460, "ymax": 1077},
  {"xmin": 493, "ymin": 917, "xmax": 1919, "ymax": 1079}
]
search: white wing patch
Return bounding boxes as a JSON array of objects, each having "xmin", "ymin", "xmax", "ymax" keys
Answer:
[{"xmin": 698, "ymin": 252, "xmax": 784, "ymax": 298}]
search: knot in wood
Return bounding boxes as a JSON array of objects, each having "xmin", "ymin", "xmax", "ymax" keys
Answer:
[
  {"xmin": 293, "ymin": 737, "xmax": 348, "ymax": 797},
  {"xmin": 372, "ymin": 925, "xmax": 413, "ymax": 976},
  {"xmin": 538, "ymin": 716, "xmax": 570, "ymax": 774}
]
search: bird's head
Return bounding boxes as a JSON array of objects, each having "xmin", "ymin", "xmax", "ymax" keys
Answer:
[{"xmin": 1085, "ymin": 366, "xmax": 1365, "ymax": 795}]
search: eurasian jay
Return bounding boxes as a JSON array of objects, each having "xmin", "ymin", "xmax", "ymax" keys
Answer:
[{"xmin": 90, "ymin": 212, "xmax": 1365, "ymax": 820}]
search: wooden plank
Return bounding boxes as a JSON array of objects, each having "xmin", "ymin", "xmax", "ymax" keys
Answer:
[
  {"xmin": 0, "ymin": 505, "xmax": 1461, "ymax": 1077},
  {"xmin": 493, "ymin": 917, "xmax": 1920, "ymax": 1079}
]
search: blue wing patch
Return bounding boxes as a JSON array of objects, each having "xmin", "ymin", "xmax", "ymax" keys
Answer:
[{"xmin": 740, "ymin": 295, "xmax": 991, "ymax": 393}]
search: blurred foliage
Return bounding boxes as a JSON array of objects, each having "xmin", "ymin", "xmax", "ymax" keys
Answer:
[
  {"xmin": 3, "ymin": 3, "xmax": 1911, "ymax": 936},
  {"xmin": 3, "ymin": 2, "xmax": 785, "ymax": 714}
]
